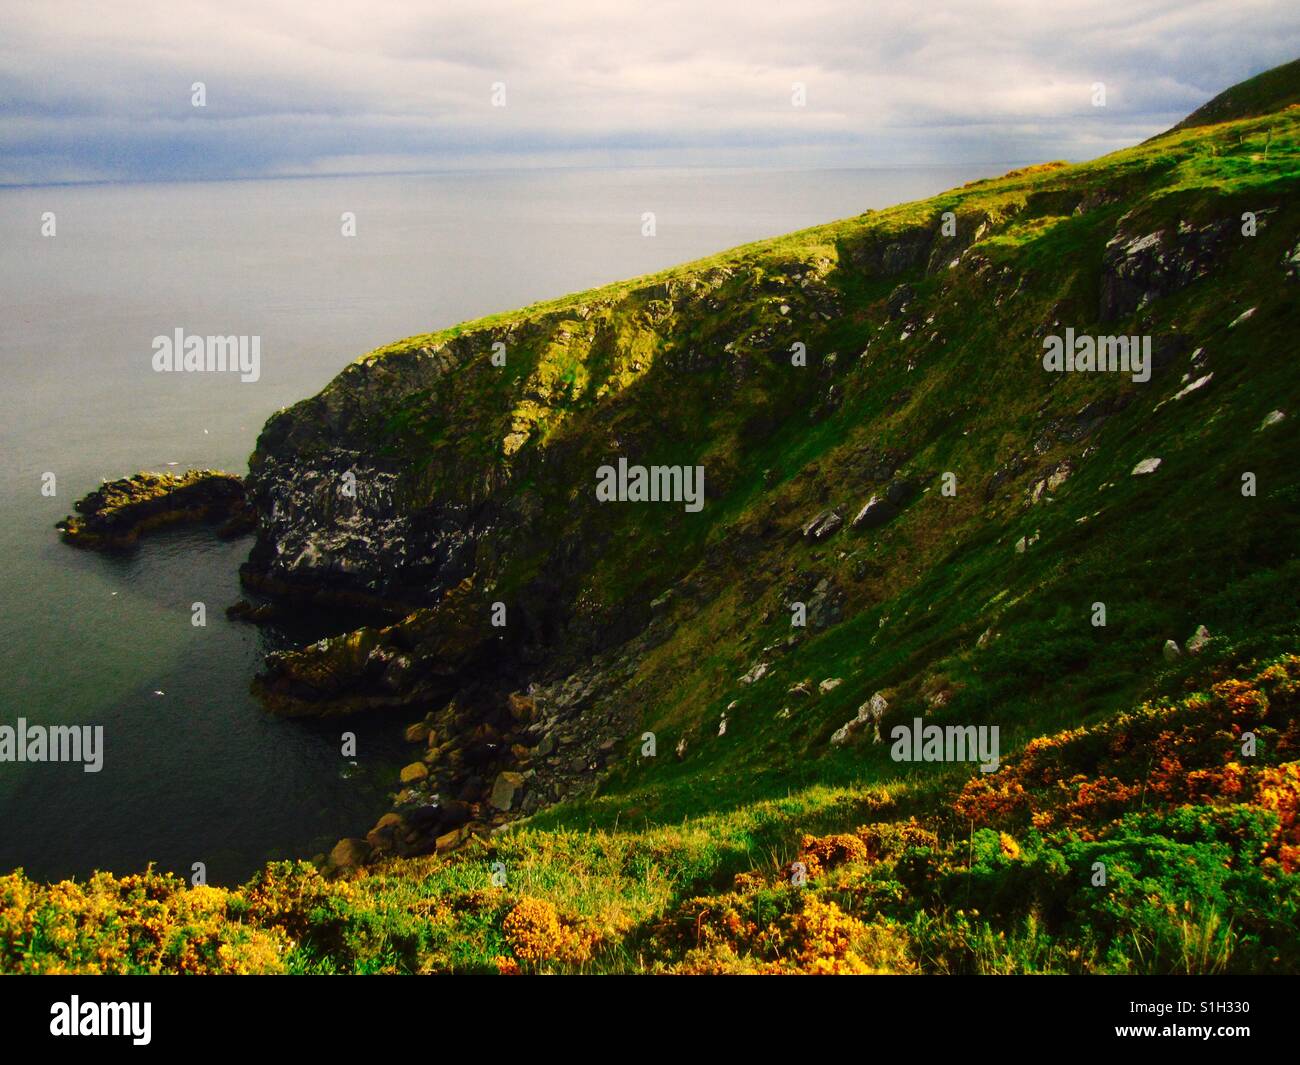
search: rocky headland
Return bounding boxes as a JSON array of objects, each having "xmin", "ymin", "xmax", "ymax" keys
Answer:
[{"xmin": 58, "ymin": 469, "xmax": 255, "ymax": 550}]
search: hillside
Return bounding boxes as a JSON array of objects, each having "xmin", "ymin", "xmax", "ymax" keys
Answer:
[
  {"xmin": 6, "ymin": 60, "xmax": 1300, "ymax": 975},
  {"xmin": 1162, "ymin": 57, "xmax": 1300, "ymax": 136}
]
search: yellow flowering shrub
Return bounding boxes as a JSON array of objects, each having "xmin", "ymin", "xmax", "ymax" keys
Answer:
[
  {"xmin": 855, "ymin": 816, "xmax": 940, "ymax": 857},
  {"xmin": 240, "ymin": 860, "xmax": 357, "ymax": 940},
  {"xmin": 1256, "ymin": 763, "xmax": 1300, "ymax": 872},
  {"xmin": 0, "ymin": 868, "xmax": 288, "ymax": 974},
  {"xmin": 672, "ymin": 894, "xmax": 915, "ymax": 975},
  {"xmin": 792, "ymin": 833, "xmax": 868, "ymax": 880},
  {"xmin": 954, "ymin": 656, "xmax": 1300, "ymax": 834},
  {"xmin": 501, "ymin": 896, "xmax": 593, "ymax": 968}
]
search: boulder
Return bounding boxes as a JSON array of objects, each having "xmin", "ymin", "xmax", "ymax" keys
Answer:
[
  {"xmin": 399, "ymin": 761, "xmax": 429, "ymax": 784},
  {"xmin": 1015, "ymin": 531, "xmax": 1040, "ymax": 553},
  {"xmin": 400, "ymin": 802, "xmax": 443, "ymax": 832},
  {"xmin": 490, "ymin": 771, "xmax": 527, "ymax": 811},
  {"xmin": 801, "ymin": 509, "xmax": 844, "ymax": 541},
  {"xmin": 886, "ymin": 283, "xmax": 916, "ymax": 319},
  {"xmin": 1132, "ymin": 457, "xmax": 1162, "ymax": 476},
  {"xmin": 507, "ymin": 692, "xmax": 536, "ymax": 721},
  {"xmin": 851, "ymin": 494, "xmax": 899, "ymax": 530},
  {"xmin": 863, "ymin": 692, "xmax": 888, "ymax": 742},
  {"xmin": 435, "ymin": 826, "xmax": 466, "ymax": 853},
  {"xmin": 365, "ymin": 812, "xmax": 406, "ymax": 851},
  {"xmin": 830, "ymin": 691, "xmax": 887, "ymax": 747},
  {"xmin": 1162, "ymin": 639, "xmax": 1182, "ymax": 662},
  {"xmin": 403, "ymin": 721, "xmax": 431, "ymax": 744},
  {"xmin": 805, "ymin": 578, "xmax": 844, "ymax": 631},
  {"xmin": 1186, "ymin": 625, "xmax": 1211, "ymax": 655},
  {"xmin": 884, "ymin": 480, "xmax": 914, "ymax": 507},
  {"xmin": 438, "ymin": 799, "xmax": 473, "ymax": 829},
  {"xmin": 327, "ymin": 837, "xmax": 370, "ymax": 871}
]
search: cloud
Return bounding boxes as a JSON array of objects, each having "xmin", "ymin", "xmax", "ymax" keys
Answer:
[{"xmin": 1, "ymin": 0, "xmax": 1296, "ymax": 184}]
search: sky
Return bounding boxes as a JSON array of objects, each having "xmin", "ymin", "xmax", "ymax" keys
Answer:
[{"xmin": 1, "ymin": 0, "xmax": 1297, "ymax": 185}]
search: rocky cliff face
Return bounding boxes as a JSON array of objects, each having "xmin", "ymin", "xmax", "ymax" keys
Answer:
[
  {"xmin": 244, "ymin": 349, "xmax": 483, "ymax": 612},
  {"xmin": 240, "ymin": 91, "xmax": 1300, "ymax": 861},
  {"xmin": 59, "ymin": 469, "xmax": 253, "ymax": 550}
]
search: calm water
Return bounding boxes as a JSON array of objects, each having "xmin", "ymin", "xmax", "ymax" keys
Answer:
[{"xmin": 0, "ymin": 164, "xmax": 1006, "ymax": 884}]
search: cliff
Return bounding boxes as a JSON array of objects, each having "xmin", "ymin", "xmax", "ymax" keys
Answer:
[{"xmin": 239, "ymin": 67, "xmax": 1299, "ymax": 852}]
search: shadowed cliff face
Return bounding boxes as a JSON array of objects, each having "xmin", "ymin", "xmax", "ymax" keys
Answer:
[{"xmin": 239, "ymin": 85, "xmax": 1299, "ymax": 857}]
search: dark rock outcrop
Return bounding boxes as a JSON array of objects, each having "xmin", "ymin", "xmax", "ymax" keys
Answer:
[
  {"xmin": 1099, "ymin": 219, "xmax": 1234, "ymax": 321},
  {"xmin": 57, "ymin": 469, "xmax": 252, "ymax": 550}
]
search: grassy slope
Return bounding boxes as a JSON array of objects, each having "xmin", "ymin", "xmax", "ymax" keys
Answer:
[
  {"xmin": 4, "ymin": 67, "xmax": 1300, "ymax": 974},
  {"xmin": 1164, "ymin": 57, "xmax": 1300, "ymax": 135}
]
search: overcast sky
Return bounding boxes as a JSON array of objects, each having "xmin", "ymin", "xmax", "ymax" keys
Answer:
[{"xmin": 1, "ymin": 0, "xmax": 1296, "ymax": 185}]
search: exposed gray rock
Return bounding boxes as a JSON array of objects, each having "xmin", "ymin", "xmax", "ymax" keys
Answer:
[
  {"xmin": 845, "ymin": 223, "xmax": 933, "ymax": 278},
  {"xmin": 650, "ymin": 589, "xmax": 675, "ymax": 614},
  {"xmin": 886, "ymin": 283, "xmax": 916, "ymax": 319},
  {"xmin": 852, "ymin": 494, "xmax": 899, "ymax": 530},
  {"xmin": 830, "ymin": 691, "xmax": 887, "ymax": 746},
  {"xmin": 1099, "ymin": 219, "xmax": 1233, "ymax": 322},
  {"xmin": 884, "ymin": 480, "xmax": 914, "ymax": 507},
  {"xmin": 805, "ymin": 578, "xmax": 844, "ymax": 631},
  {"xmin": 1285, "ymin": 240, "xmax": 1300, "ymax": 280},
  {"xmin": 1156, "ymin": 373, "xmax": 1213, "ymax": 410},
  {"xmin": 801, "ymin": 509, "xmax": 844, "ymax": 541},
  {"xmin": 1187, "ymin": 625, "xmax": 1212, "ymax": 655}
]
